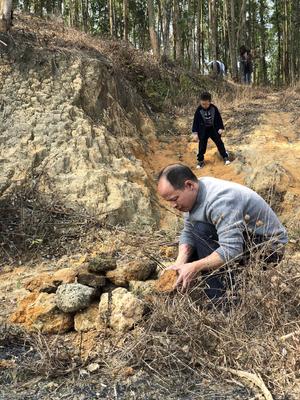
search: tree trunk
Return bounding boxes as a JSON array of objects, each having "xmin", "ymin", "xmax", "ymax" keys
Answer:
[
  {"xmin": 147, "ymin": 0, "xmax": 160, "ymax": 59},
  {"xmin": 274, "ymin": 0, "xmax": 282, "ymax": 85},
  {"xmin": 225, "ymin": 0, "xmax": 238, "ymax": 80},
  {"xmin": 282, "ymin": 0, "xmax": 289, "ymax": 84},
  {"xmin": 161, "ymin": 0, "xmax": 172, "ymax": 57},
  {"xmin": 209, "ymin": 0, "xmax": 218, "ymax": 60},
  {"xmin": 109, "ymin": 0, "xmax": 114, "ymax": 36},
  {"xmin": 82, "ymin": 0, "xmax": 89, "ymax": 32},
  {"xmin": 0, "ymin": 0, "xmax": 12, "ymax": 32},
  {"xmin": 290, "ymin": 0, "xmax": 300, "ymax": 84},
  {"xmin": 45, "ymin": 0, "xmax": 52, "ymax": 14},
  {"xmin": 23, "ymin": 0, "xmax": 30, "ymax": 12},
  {"xmin": 34, "ymin": 0, "xmax": 43, "ymax": 17},
  {"xmin": 75, "ymin": 0, "xmax": 80, "ymax": 27},
  {"xmin": 237, "ymin": 0, "xmax": 247, "ymax": 47},
  {"xmin": 258, "ymin": 0, "xmax": 268, "ymax": 84},
  {"xmin": 123, "ymin": 0, "xmax": 129, "ymax": 41},
  {"xmin": 196, "ymin": 0, "xmax": 202, "ymax": 70},
  {"xmin": 187, "ymin": 0, "xmax": 196, "ymax": 68},
  {"xmin": 173, "ymin": 0, "xmax": 182, "ymax": 62}
]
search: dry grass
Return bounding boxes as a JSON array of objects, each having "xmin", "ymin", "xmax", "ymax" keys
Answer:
[
  {"xmin": 0, "ymin": 172, "xmax": 103, "ymax": 265},
  {"xmin": 0, "ymin": 325, "xmax": 81, "ymax": 385},
  {"xmin": 2, "ymin": 246, "xmax": 299, "ymax": 398},
  {"xmin": 115, "ymin": 249, "xmax": 300, "ymax": 399},
  {"xmin": 215, "ymin": 85, "xmax": 271, "ymax": 111}
]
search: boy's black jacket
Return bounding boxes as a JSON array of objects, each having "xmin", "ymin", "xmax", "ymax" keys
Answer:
[{"xmin": 192, "ymin": 104, "xmax": 224, "ymax": 135}]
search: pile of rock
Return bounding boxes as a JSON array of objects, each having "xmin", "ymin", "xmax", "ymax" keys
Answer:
[{"xmin": 10, "ymin": 254, "xmax": 176, "ymax": 334}]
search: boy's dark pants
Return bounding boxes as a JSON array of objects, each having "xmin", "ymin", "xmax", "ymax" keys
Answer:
[
  {"xmin": 190, "ymin": 222, "xmax": 283, "ymax": 300},
  {"xmin": 197, "ymin": 127, "xmax": 228, "ymax": 162}
]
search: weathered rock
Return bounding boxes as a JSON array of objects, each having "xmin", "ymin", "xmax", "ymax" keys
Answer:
[
  {"xmin": 0, "ymin": 42, "xmax": 157, "ymax": 225},
  {"xmin": 77, "ymin": 272, "xmax": 106, "ymax": 289},
  {"xmin": 99, "ymin": 288, "xmax": 144, "ymax": 332},
  {"xmin": 159, "ymin": 245, "xmax": 178, "ymax": 259},
  {"xmin": 87, "ymin": 363, "xmax": 100, "ymax": 373},
  {"xmin": 56, "ymin": 283, "xmax": 96, "ymax": 313},
  {"xmin": 25, "ymin": 268, "xmax": 78, "ymax": 293},
  {"xmin": 10, "ymin": 292, "xmax": 73, "ymax": 334},
  {"xmin": 129, "ymin": 280, "xmax": 156, "ymax": 297},
  {"xmin": 154, "ymin": 270, "xmax": 177, "ymax": 293},
  {"xmin": 88, "ymin": 255, "xmax": 117, "ymax": 273},
  {"xmin": 106, "ymin": 259, "xmax": 156, "ymax": 286},
  {"xmin": 74, "ymin": 303, "xmax": 99, "ymax": 332}
]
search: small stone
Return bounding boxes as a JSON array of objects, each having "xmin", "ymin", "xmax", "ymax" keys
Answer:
[
  {"xmin": 88, "ymin": 255, "xmax": 117, "ymax": 273},
  {"xmin": 106, "ymin": 259, "xmax": 156, "ymax": 286},
  {"xmin": 56, "ymin": 283, "xmax": 96, "ymax": 313},
  {"xmin": 159, "ymin": 245, "xmax": 177, "ymax": 259},
  {"xmin": 154, "ymin": 270, "xmax": 177, "ymax": 293},
  {"xmin": 52, "ymin": 268, "xmax": 78, "ymax": 283},
  {"xmin": 45, "ymin": 382, "xmax": 58, "ymax": 389},
  {"xmin": 87, "ymin": 363, "xmax": 100, "ymax": 373},
  {"xmin": 74, "ymin": 303, "xmax": 99, "ymax": 332},
  {"xmin": 77, "ymin": 272, "xmax": 106, "ymax": 289},
  {"xmin": 79, "ymin": 369, "xmax": 89, "ymax": 378},
  {"xmin": 129, "ymin": 280, "xmax": 156, "ymax": 297},
  {"xmin": 99, "ymin": 288, "xmax": 144, "ymax": 332},
  {"xmin": 25, "ymin": 268, "xmax": 78, "ymax": 293},
  {"xmin": 10, "ymin": 292, "xmax": 73, "ymax": 334}
]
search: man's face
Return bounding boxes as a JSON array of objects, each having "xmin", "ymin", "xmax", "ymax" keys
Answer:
[
  {"xmin": 157, "ymin": 178, "xmax": 198, "ymax": 213},
  {"xmin": 200, "ymin": 99, "xmax": 211, "ymax": 110}
]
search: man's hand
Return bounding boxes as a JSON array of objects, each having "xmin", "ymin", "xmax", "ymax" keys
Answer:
[
  {"xmin": 191, "ymin": 133, "xmax": 199, "ymax": 142},
  {"xmin": 218, "ymin": 129, "xmax": 224, "ymax": 135},
  {"xmin": 167, "ymin": 262, "xmax": 199, "ymax": 290}
]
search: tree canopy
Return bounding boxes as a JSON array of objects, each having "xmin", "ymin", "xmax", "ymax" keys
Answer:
[{"xmin": 13, "ymin": 0, "xmax": 300, "ymax": 85}]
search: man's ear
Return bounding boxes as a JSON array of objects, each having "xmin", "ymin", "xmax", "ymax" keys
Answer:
[{"xmin": 184, "ymin": 180, "xmax": 195, "ymax": 190}]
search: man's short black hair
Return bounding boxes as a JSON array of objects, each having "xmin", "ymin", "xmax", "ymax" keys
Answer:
[
  {"xmin": 200, "ymin": 91, "xmax": 212, "ymax": 101},
  {"xmin": 157, "ymin": 164, "xmax": 198, "ymax": 190}
]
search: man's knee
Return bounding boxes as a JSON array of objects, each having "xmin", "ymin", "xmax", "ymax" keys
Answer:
[
  {"xmin": 192, "ymin": 222, "xmax": 219, "ymax": 259},
  {"xmin": 193, "ymin": 222, "xmax": 218, "ymax": 238}
]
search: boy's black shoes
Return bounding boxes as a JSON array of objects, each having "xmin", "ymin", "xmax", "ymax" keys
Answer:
[
  {"xmin": 196, "ymin": 161, "xmax": 205, "ymax": 169},
  {"xmin": 224, "ymin": 157, "xmax": 231, "ymax": 165}
]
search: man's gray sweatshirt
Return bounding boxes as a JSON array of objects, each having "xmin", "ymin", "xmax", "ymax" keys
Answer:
[{"xmin": 179, "ymin": 177, "xmax": 288, "ymax": 262}]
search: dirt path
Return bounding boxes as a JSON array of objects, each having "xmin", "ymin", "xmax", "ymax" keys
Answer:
[
  {"xmin": 142, "ymin": 90, "xmax": 300, "ymax": 224},
  {"xmin": 228, "ymin": 91, "xmax": 300, "ymax": 222}
]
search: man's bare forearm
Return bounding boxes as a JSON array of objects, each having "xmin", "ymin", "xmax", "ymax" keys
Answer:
[
  {"xmin": 175, "ymin": 244, "xmax": 194, "ymax": 265},
  {"xmin": 192, "ymin": 251, "xmax": 224, "ymax": 272}
]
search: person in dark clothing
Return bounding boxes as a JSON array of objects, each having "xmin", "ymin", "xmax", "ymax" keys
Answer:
[
  {"xmin": 240, "ymin": 46, "xmax": 253, "ymax": 85},
  {"xmin": 192, "ymin": 92, "xmax": 230, "ymax": 169},
  {"xmin": 207, "ymin": 60, "xmax": 226, "ymax": 78}
]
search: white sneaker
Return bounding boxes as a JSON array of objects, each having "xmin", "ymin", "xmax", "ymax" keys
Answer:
[
  {"xmin": 224, "ymin": 157, "xmax": 231, "ymax": 165},
  {"xmin": 196, "ymin": 161, "xmax": 205, "ymax": 169}
]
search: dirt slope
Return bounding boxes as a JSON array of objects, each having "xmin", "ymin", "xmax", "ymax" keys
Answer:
[{"xmin": 137, "ymin": 89, "xmax": 300, "ymax": 230}]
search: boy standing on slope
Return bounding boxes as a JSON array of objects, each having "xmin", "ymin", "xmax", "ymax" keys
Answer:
[{"xmin": 192, "ymin": 92, "xmax": 230, "ymax": 169}]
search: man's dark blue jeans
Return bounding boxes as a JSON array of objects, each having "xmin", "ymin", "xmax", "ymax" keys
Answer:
[
  {"xmin": 190, "ymin": 222, "xmax": 230, "ymax": 300},
  {"xmin": 189, "ymin": 222, "xmax": 283, "ymax": 300}
]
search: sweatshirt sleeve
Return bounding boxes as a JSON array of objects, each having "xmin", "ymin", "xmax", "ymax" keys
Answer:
[
  {"xmin": 214, "ymin": 106, "xmax": 224, "ymax": 130},
  {"xmin": 179, "ymin": 214, "xmax": 196, "ymax": 248},
  {"xmin": 207, "ymin": 194, "xmax": 246, "ymax": 262}
]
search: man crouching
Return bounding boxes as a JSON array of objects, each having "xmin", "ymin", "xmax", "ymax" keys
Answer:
[{"xmin": 157, "ymin": 164, "xmax": 288, "ymax": 298}]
